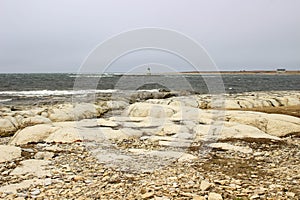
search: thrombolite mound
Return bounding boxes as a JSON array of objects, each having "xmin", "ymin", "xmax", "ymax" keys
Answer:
[
  {"xmin": 0, "ymin": 91, "xmax": 299, "ymax": 199},
  {"xmin": 125, "ymin": 102, "xmax": 300, "ymax": 137}
]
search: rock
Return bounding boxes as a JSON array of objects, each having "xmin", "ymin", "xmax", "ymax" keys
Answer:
[
  {"xmin": 125, "ymin": 103, "xmax": 176, "ymax": 118},
  {"xmin": 194, "ymin": 123, "xmax": 281, "ymax": 141},
  {"xmin": 208, "ymin": 192, "xmax": 223, "ymax": 200},
  {"xmin": 21, "ymin": 116, "xmax": 52, "ymax": 127},
  {"xmin": 97, "ymin": 118, "xmax": 119, "ymax": 127},
  {"xmin": 72, "ymin": 103, "xmax": 99, "ymax": 120},
  {"xmin": 141, "ymin": 192, "xmax": 154, "ymax": 199},
  {"xmin": 286, "ymin": 192, "xmax": 295, "ymax": 198},
  {"xmin": 226, "ymin": 111, "xmax": 300, "ymax": 137},
  {"xmin": 44, "ymin": 178, "xmax": 52, "ymax": 186},
  {"xmin": 34, "ymin": 152, "xmax": 54, "ymax": 160},
  {"xmin": 72, "ymin": 175, "xmax": 85, "ymax": 182},
  {"xmin": 224, "ymin": 99, "xmax": 241, "ymax": 109},
  {"xmin": 0, "ymin": 145, "xmax": 21, "ymax": 163},
  {"xmin": 48, "ymin": 103, "xmax": 99, "ymax": 122},
  {"xmin": 193, "ymin": 196, "xmax": 205, "ymax": 200},
  {"xmin": 0, "ymin": 118, "xmax": 17, "ymax": 137},
  {"xmin": 249, "ymin": 194, "xmax": 260, "ymax": 199},
  {"xmin": 177, "ymin": 153, "xmax": 198, "ymax": 162},
  {"xmin": 99, "ymin": 127, "xmax": 142, "ymax": 141},
  {"xmin": 200, "ymin": 180, "xmax": 212, "ymax": 191},
  {"xmin": 265, "ymin": 114, "xmax": 300, "ymax": 137},
  {"xmin": 0, "ymin": 179, "xmax": 44, "ymax": 194},
  {"xmin": 158, "ymin": 140, "xmax": 191, "ymax": 148},
  {"xmin": 9, "ymin": 122, "xmax": 87, "ymax": 145},
  {"xmin": 237, "ymin": 99, "xmax": 254, "ymax": 108},
  {"xmin": 30, "ymin": 188, "xmax": 40, "ymax": 196},
  {"xmin": 10, "ymin": 159, "xmax": 51, "ymax": 177},
  {"xmin": 48, "ymin": 108, "xmax": 74, "ymax": 122},
  {"xmin": 208, "ymin": 143, "xmax": 253, "ymax": 154},
  {"xmin": 105, "ymin": 100, "xmax": 129, "ymax": 110},
  {"xmin": 9, "ymin": 124, "xmax": 59, "ymax": 145},
  {"xmin": 156, "ymin": 122, "xmax": 189, "ymax": 136},
  {"xmin": 45, "ymin": 127, "xmax": 82, "ymax": 143}
]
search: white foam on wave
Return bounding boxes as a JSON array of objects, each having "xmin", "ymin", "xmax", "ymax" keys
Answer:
[
  {"xmin": 69, "ymin": 74, "xmax": 115, "ymax": 78},
  {"xmin": 0, "ymin": 98, "xmax": 12, "ymax": 102},
  {"xmin": 0, "ymin": 90, "xmax": 118, "ymax": 97},
  {"xmin": 136, "ymin": 89, "xmax": 161, "ymax": 92}
]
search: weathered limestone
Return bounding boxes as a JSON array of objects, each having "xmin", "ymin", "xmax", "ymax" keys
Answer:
[
  {"xmin": 9, "ymin": 124, "xmax": 59, "ymax": 145},
  {"xmin": 194, "ymin": 123, "xmax": 281, "ymax": 141},
  {"xmin": 125, "ymin": 103, "xmax": 176, "ymax": 118},
  {"xmin": 0, "ymin": 179, "xmax": 45, "ymax": 194},
  {"xmin": 21, "ymin": 116, "xmax": 52, "ymax": 127},
  {"xmin": 0, "ymin": 118, "xmax": 17, "ymax": 137},
  {"xmin": 10, "ymin": 159, "xmax": 51, "ymax": 177},
  {"xmin": 0, "ymin": 145, "xmax": 21, "ymax": 163},
  {"xmin": 44, "ymin": 127, "xmax": 82, "ymax": 143},
  {"xmin": 226, "ymin": 111, "xmax": 300, "ymax": 137},
  {"xmin": 48, "ymin": 103, "xmax": 100, "ymax": 122},
  {"xmin": 208, "ymin": 143, "xmax": 253, "ymax": 154}
]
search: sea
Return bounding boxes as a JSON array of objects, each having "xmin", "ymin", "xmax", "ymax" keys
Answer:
[{"xmin": 0, "ymin": 73, "xmax": 299, "ymax": 106}]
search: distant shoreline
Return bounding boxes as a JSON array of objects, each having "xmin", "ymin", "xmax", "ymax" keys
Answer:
[{"xmin": 180, "ymin": 70, "xmax": 300, "ymax": 75}]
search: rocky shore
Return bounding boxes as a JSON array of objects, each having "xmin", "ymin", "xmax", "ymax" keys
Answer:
[{"xmin": 0, "ymin": 91, "xmax": 299, "ymax": 199}]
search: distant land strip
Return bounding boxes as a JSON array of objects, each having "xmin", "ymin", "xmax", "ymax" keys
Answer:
[{"xmin": 180, "ymin": 70, "xmax": 300, "ymax": 74}]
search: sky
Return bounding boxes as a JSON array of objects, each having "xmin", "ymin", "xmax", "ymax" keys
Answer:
[{"xmin": 0, "ymin": 0, "xmax": 300, "ymax": 73}]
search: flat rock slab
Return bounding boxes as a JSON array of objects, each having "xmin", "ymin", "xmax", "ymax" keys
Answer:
[
  {"xmin": 208, "ymin": 143, "xmax": 253, "ymax": 154},
  {"xmin": 0, "ymin": 145, "xmax": 21, "ymax": 163},
  {"xmin": 0, "ymin": 178, "xmax": 45, "ymax": 194},
  {"xmin": 89, "ymin": 144, "xmax": 197, "ymax": 173},
  {"xmin": 10, "ymin": 159, "xmax": 51, "ymax": 178}
]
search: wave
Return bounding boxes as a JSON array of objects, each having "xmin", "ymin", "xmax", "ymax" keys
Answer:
[
  {"xmin": 0, "ymin": 90, "xmax": 118, "ymax": 97},
  {"xmin": 137, "ymin": 89, "xmax": 160, "ymax": 92},
  {"xmin": 68, "ymin": 74, "xmax": 116, "ymax": 78},
  {"xmin": 0, "ymin": 98, "xmax": 12, "ymax": 102}
]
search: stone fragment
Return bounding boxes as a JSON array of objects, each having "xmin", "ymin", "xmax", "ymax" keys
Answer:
[
  {"xmin": 200, "ymin": 180, "xmax": 212, "ymax": 191},
  {"xmin": 0, "ymin": 145, "xmax": 21, "ymax": 163},
  {"xmin": 208, "ymin": 192, "xmax": 223, "ymax": 200}
]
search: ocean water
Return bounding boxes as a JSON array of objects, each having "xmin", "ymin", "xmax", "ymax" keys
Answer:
[{"xmin": 0, "ymin": 73, "xmax": 299, "ymax": 105}]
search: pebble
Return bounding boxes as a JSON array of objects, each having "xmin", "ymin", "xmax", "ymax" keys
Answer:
[
  {"xmin": 30, "ymin": 188, "xmax": 41, "ymax": 196},
  {"xmin": 141, "ymin": 192, "xmax": 154, "ymax": 199},
  {"xmin": 200, "ymin": 180, "xmax": 212, "ymax": 191},
  {"xmin": 208, "ymin": 192, "xmax": 223, "ymax": 200}
]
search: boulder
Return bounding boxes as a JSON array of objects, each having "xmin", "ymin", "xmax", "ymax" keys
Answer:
[
  {"xmin": 237, "ymin": 99, "xmax": 254, "ymax": 108},
  {"xmin": 0, "ymin": 118, "xmax": 17, "ymax": 137},
  {"xmin": 226, "ymin": 111, "xmax": 300, "ymax": 137},
  {"xmin": 48, "ymin": 108, "xmax": 74, "ymax": 122},
  {"xmin": 21, "ymin": 116, "xmax": 52, "ymax": 127},
  {"xmin": 208, "ymin": 143, "xmax": 253, "ymax": 154},
  {"xmin": 194, "ymin": 122, "xmax": 281, "ymax": 141},
  {"xmin": 45, "ymin": 127, "xmax": 82, "ymax": 143},
  {"xmin": 0, "ymin": 145, "xmax": 22, "ymax": 163},
  {"xmin": 125, "ymin": 103, "xmax": 176, "ymax": 118},
  {"xmin": 48, "ymin": 103, "xmax": 99, "ymax": 122},
  {"xmin": 105, "ymin": 100, "xmax": 129, "ymax": 110},
  {"xmin": 208, "ymin": 192, "xmax": 223, "ymax": 200},
  {"xmin": 156, "ymin": 122, "xmax": 190, "ymax": 136},
  {"xmin": 10, "ymin": 159, "xmax": 51, "ymax": 177},
  {"xmin": 168, "ymin": 96, "xmax": 199, "ymax": 108},
  {"xmin": 224, "ymin": 99, "xmax": 241, "ymax": 109},
  {"xmin": 73, "ymin": 103, "xmax": 98, "ymax": 119},
  {"xmin": 9, "ymin": 124, "xmax": 59, "ymax": 145}
]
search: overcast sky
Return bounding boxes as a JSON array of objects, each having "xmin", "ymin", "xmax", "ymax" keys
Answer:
[{"xmin": 0, "ymin": 0, "xmax": 300, "ymax": 73}]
